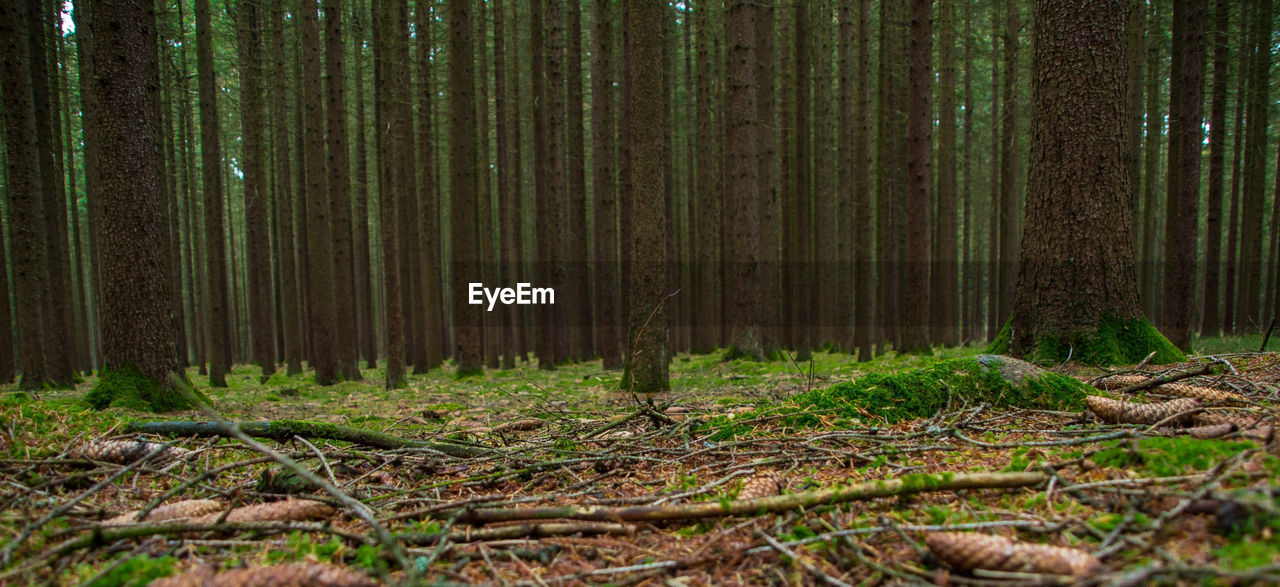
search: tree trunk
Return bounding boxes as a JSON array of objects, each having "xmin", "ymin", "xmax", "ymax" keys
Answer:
[
  {"xmin": 351, "ymin": 0, "xmax": 377, "ymax": 370},
  {"xmin": 592, "ymin": 0, "xmax": 621, "ymax": 369},
  {"xmin": 1139, "ymin": 0, "xmax": 1164, "ymax": 320},
  {"xmin": 88, "ymin": 0, "xmax": 186, "ymax": 409},
  {"xmin": 1235, "ymin": 0, "xmax": 1272, "ymax": 333},
  {"xmin": 723, "ymin": 0, "xmax": 762, "ymax": 360},
  {"xmin": 1004, "ymin": 0, "xmax": 1182, "ymax": 366},
  {"xmin": 899, "ymin": 0, "xmax": 932, "ymax": 354},
  {"xmin": 1199, "ymin": 0, "xmax": 1228, "ymax": 336},
  {"xmin": 853, "ymin": 0, "xmax": 872, "ymax": 360},
  {"xmin": 374, "ymin": 0, "xmax": 407, "ymax": 388},
  {"xmin": 324, "ymin": 0, "xmax": 359, "ymax": 381},
  {"xmin": 450, "ymin": 0, "xmax": 482, "ymax": 377},
  {"xmin": 0, "ymin": 0, "xmax": 48, "ymax": 389},
  {"xmin": 196, "ymin": 0, "xmax": 231, "ymax": 387},
  {"xmin": 996, "ymin": 0, "xmax": 1020, "ymax": 332},
  {"xmin": 566, "ymin": 0, "xmax": 589, "ymax": 362},
  {"xmin": 1222, "ymin": 2, "xmax": 1252, "ymax": 333},
  {"xmin": 622, "ymin": 0, "xmax": 669, "ymax": 393},
  {"xmin": 236, "ymin": 0, "xmax": 276, "ymax": 380},
  {"xmin": 931, "ymin": 0, "xmax": 958, "ymax": 348},
  {"xmin": 300, "ymin": 0, "xmax": 337, "ymax": 384},
  {"xmin": 693, "ymin": 0, "xmax": 718, "ymax": 354},
  {"xmin": 1160, "ymin": 0, "xmax": 1207, "ymax": 349}
]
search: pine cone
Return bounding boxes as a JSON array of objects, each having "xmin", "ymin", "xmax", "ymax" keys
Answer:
[
  {"xmin": 104, "ymin": 499, "xmax": 224, "ymax": 526},
  {"xmin": 1184, "ymin": 423, "xmax": 1236, "ymax": 439},
  {"xmin": 192, "ymin": 499, "xmax": 334, "ymax": 524},
  {"xmin": 1086, "ymin": 396, "xmax": 1200, "ymax": 425},
  {"xmin": 68, "ymin": 439, "xmax": 190, "ymax": 466},
  {"xmin": 1195, "ymin": 412, "xmax": 1270, "ymax": 429},
  {"xmin": 492, "ymin": 419, "xmax": 546, "ymax": 434},
  {"xmin": 151, "ymin": 563, "xmax": 377, "ymax": 587},
  {"xmin": 925, "ymin": 531, "xmax": 1101, "ymax": 577},
  {"xmin": 1094, "ymin": 375, "xmax": 1243, "ymax": 402},
  {"xmin": 738, "ymin": 473, "xmax": 783, "ymax": 501}
]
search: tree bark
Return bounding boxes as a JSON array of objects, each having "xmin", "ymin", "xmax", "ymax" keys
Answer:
[
  {"xmin": 300, "ymin": 0, "xmax": 337, "ymax": 385},
  {"xmin": 622, "ymin": 0, "xmax": 669, "ymax": 393},
  {"xmin": 196, "ymin": 0, "xmax": 231, "ymax": 387},
  {"xmin": 723, "ymin": 0, "xmax": 762, "ymax": 360},
  {"xmin": 899, "ymin": 0, "xmax": 932, "ymax": 354},
  {"xmin": 0, "ymin": 0, "xmax": 48, "ymax": 389},
  {"xmin": 1160, "ymin": 0, "xmax": 1207, "ymax": 349},
  {"xmin": 90, "ymin": 0, "xmax": 184, "ymax": 403},
  {"xmin": 592, "ymin": 0, "xmax": 621, "ymax": 369},
  {"xmin": 450, "ymin": 0, "xmax": 482, "ymax": 377},
  {"xmin": 1008, "ymin": 0, "xmax": 1180, "ymax": 366}
]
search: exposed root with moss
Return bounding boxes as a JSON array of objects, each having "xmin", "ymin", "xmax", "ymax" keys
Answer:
[
  {"xmin": 84, "ymin": 366, "xmax": 204, "ymax": 412},
  {"xmin": 988, "ymin": 313, "xmax": 1186, "ymax": 366}
]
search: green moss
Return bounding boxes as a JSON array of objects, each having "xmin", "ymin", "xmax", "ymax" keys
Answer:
[
  {"xmin": 76, "ymin": 554, "xmax": 176, "ymax": 587},
  {"xmin": 85, "ymin": 366, "xmax": 204, "ymax": 412},
  {"xmin": 264, "ymin": 420, "xmax": 343, "ymax": 439},
  {"xmin": 1092, "ymin": 437, "xmax": 1256, "ymax": 477},
  {"xmin": 987, "ymin": 314, "xmax": 1185, "ymax": 366},
  {"xmin": 786, "ymin": 357, "xmax": 1088, "ymax": 426}
]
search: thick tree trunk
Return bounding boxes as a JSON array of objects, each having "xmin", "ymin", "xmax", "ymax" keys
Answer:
[
  {"xmin": 622, "ymin": 0, "xmax": 669, "ymax": 393},
  {"xmin": 89, "ymin": 0, "xmax": 185, "ymax": 409},
  {"xmin": 374, "ymin": 0, "xmax": 407, "ymax": 388},
  {"xmin": 450, "ymin": 0, "xmax": 482, "ymax": 377},
  {"xmin": 931, "ymin": 0, "xmax": 958, "ymax": 348},
  {"xmin": 900, "ymin": 0, "xmax": 932, "ymax": 354},
  {"xmin": 1005, "ymin": 0, "xmax": 1181, "ymax": 366},
  {"xmin": 0, "ymin": 0, "xmax": 48, "ymax": 389},
  {"xmin": 351, "ymin": 0, "xmax": 376, "ymax": 370}
]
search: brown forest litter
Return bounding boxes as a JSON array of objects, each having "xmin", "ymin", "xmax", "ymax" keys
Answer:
[{"xmin": 2, "ymin": 354, "xmax": 1280, "ymax": 584}]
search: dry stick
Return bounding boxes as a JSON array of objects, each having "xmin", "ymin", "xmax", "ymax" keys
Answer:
[
  {"xmin": 0, "ymin": 441, "xmax": 171, "ymax": 566},
  {"xmin": 172, "ymin": 384, "xmax": 415, "ymax": 580},
  {"xmin": 756, "ymin": 530, "xmax": 853, "ymax": 587},
  {"xmin": 417, "ymin": 472, "xmax": 1045, "ymax": 524},
  {"xmin": 1261, "ymin": 318, "xmax": 1278, "ymax": 352},
  {"xmin": 1113, "ymin": 363, "xmax": 1216, "ymax": 395},
  {"xmin": 127, "ymin": 420, "xmax": 487, "ymax": 457}
]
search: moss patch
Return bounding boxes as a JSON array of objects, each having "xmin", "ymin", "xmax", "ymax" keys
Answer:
[
  {"xmin": 1091, "ymin": 437, "xmax": 1271, "ymax": 478},
  {"xmin": 706, "ymin": 356, "xmax": 1090, "ymax": 438},
  {"xmin": 987, "ymin": 313, "xmax": 1185, "ymax": 366},
  {"xmin": 84, "ymin": 366, "xmax": 205, "ymax": 412},
  {"xmin": 789, "ymin": 356, "xmax": 1088, "ymax": 425}
]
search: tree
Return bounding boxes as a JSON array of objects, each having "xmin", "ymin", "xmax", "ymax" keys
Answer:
[
  {"xmin": 852, "ymin": 0, "xmax": 872, "ymax": 361},
  {"xmin": 325, "ymin": 0, "xmax": 360, "ymax": 381},
  {"xmin": 723, "ymin": 0, "xmax": 762, "ymax": 360},
  {"xmin": 591, "ymin": 0, "xmax": 621, "ymax": 369},
  {"xmin": 373, "ymin": 0, "xmax": 407, "ymax": 389},
  {"xmin": 196, "ymin": 0, "xmax": 231, "ymax": 387},
  {"xmin": 1160, "ymin": 0, "xmax": 1206, "ymax": 349},
  {"xmin": 996, "ymin": 0, "xmax": 1020, "ymax": 331},
  {"xmin": 998, "ymin": 0, "xmax": 1182, "ymax": 366},
  {"xmin": 1200, "ymin": 0, "xmax": 1228, "ymax": 336},
  {"xmin": 899, "ymin": 0, "xmax": 932, "ymax": 354},
  {"xmin": 29, "ymin": 0, "xmax": 75, "ymax": 388},
  {"xmin": 450, "ymin": 0, "xmax": 482, "ymax": 377},
  {"xmin": 1235, "ymin": 0, "xmax": 1272, "ymax": 332},
  {"xmin": 692, "ymin": 0, "xmax": 718, "ymax": 354},
  {"xmin": 931, "ymin": 0, "xmax": 958, "ymax": 347},
  {"xmin": 85, "ymin": 0, "xmax": 188, "ymax": 410},
  {"xmin": 622, "ymin": 0, "xmax": 669, "ymax": 393},
  {"xmin": 351, "ymin": 0, "xmax": 377, "ymax": 370},
  {"xmin": 236, "ymin": 0, "xmax": 276, "ymax": 380},
  {"xmin": 0, "ymin": 0, "xmax": 49, "ymax": 390},
  {"xmin": 268, "ymin": 0, "xmax": 302, "ymax": 376},
  {"xmin": 300, "ymin": 0, "xmax": 338, "ymax": 385}
]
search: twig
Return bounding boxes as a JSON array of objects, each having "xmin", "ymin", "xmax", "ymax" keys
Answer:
[
  {"xmin": 756, "ymin": 530, "xmax": 852, "ymax": 587},
  {"xmin": 1260, "ymin": 318, "xmax": 1277, "ymax": 352},
  {"xmin": 0, "ymin": 441, "xmax": 171, "ymax": 566},
  {"xmin": 416, "ymin": 472, "xmax": 1045, "ymax": 524},
  {"xmin": 1112, "ymin": 363, "xmax": 1215, "ymax": 395}
]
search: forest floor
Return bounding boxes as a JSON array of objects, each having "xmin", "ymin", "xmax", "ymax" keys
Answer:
[{"xmin": 2, "ymin": 334, "xmax": 1280, "ymax": 585}]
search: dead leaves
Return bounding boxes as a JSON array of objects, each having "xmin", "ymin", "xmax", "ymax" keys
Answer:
[{"xmin": 151, "ymin": 562, "xmax": 377, "ymax": 587}]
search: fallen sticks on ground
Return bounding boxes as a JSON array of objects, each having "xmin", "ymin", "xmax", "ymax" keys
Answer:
[
  {"xmin": 406, "ymin": 471, "xmax": 1046, "ymax": 524},
  {"xmin": 126, "ymin": 420, "xmax": 488, "ymax": 458},
  {"xmin": 1112, "ymin": 363, "xmax": 1216, "ymax": 395}
]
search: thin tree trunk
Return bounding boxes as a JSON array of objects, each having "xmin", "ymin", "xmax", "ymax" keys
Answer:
[
  {"xmin": 450, "ymin": 0, "xmax": 482, "ymax": 376},
  {"xmin": 300, "ymin": 0, "xmax": 337, "ymax": 384},
  {"xmin": 591, "ymin": 0, "xmax": 621, "ymax": 369},
  {"xmin": 351, "ymin": 0, "xmax": 376, "ymax": 370},
  {"xmin": 932, "ymin": 0, "xmax": 958, "ymax": 347},
  {"xmin": 196, "ymin": 0, "xmax": 231, "ymax": 387}
]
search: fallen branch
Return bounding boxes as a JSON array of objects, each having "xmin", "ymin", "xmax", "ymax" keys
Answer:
[
  {"xmin": 420, "ymin": 471, "xmax": 1045, "ymax": 524},
  {"xmin": 126, "ymin": 420, "xmax": 488, "ymax": 458},
  {"xmin": 1112, "ymin": 363, "xmax": 1215, "ymax": 395}
]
